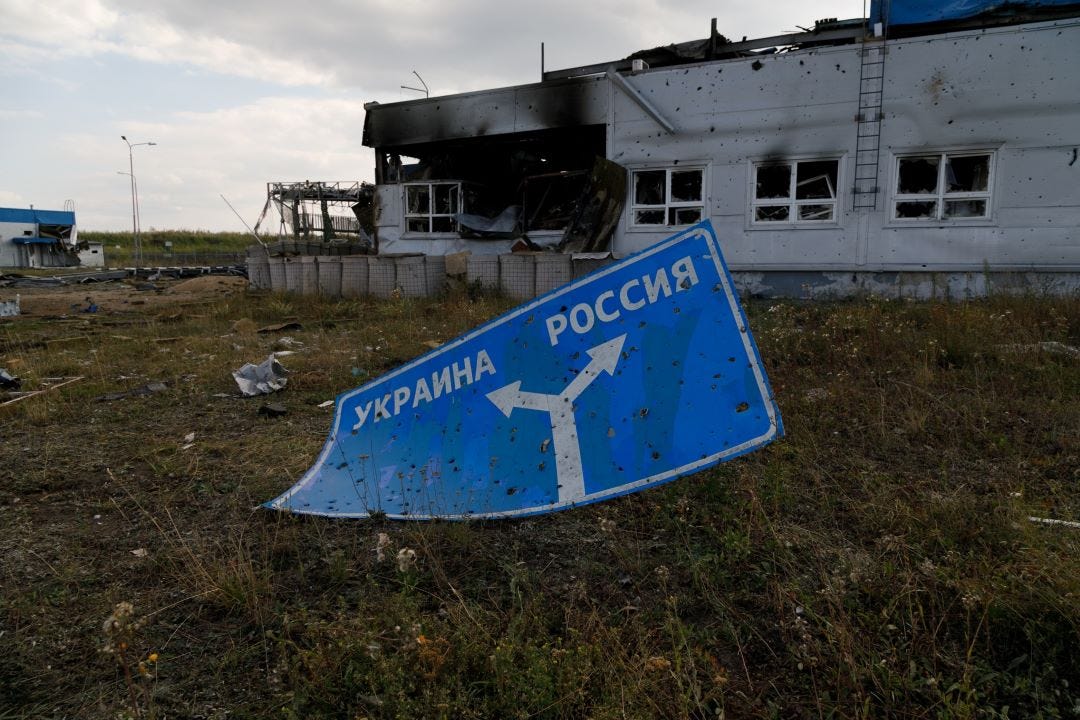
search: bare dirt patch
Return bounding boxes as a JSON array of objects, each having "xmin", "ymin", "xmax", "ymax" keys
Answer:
[{"xmin": 0, "ymin": 275, "xmax": 248, "ymax": 318}]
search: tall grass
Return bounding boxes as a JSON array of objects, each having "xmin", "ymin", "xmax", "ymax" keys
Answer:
[
  {"xmin": 80, "ymin": 230, "xmax": 254, "ymax": 265},
  {"xmin": 0, "ymin": 289, "xmax": 1077, "ymax": 718}
]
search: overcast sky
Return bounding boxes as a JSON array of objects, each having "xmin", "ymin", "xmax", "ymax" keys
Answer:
[{"xmin": 1, "ymin": 0, "xmax": 862, "ymax": 231}]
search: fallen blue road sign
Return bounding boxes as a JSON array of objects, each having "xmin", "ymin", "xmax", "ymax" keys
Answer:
[{"xmin": 266, "ymin": 220, "xmax": 783, "ymax": 519}]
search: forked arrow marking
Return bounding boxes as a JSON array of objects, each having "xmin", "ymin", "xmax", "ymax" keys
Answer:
[{"xmin": 486, "ymin": 334, "xmax": 627, "ymax": 503}]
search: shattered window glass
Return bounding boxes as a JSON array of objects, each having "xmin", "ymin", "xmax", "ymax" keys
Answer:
[
  {"xmin": 894, "ymin": 152, "xmax": 992, "ymax": 221},
  {"xmin": 434, "ymin": 184, "xmax": 458, "ymax": 214},
  {"xmin": 670, "ymin": 171, "xmax": 702, "ymax": 202},
  {"xmin": 895, "ymin": 201, "xmax": 937, "ymax": 219},
  {"xmin": 798, "ymin": 204, "xmax": 834, "ymax": 221},
  {"xmin": 795, "ymin": 161, "xmax": 837, "ymax": 200},
  {"xmin": 431, "ymin": 216, "xmax": 455, "ymax": 232},
  {"xmin": 945, "ymin": 155, "xmax": 989, "ymax": 193},
  {"xmin": 404, "ymin": 182, "xmax": 460, "ymax": 233},
  {"xmin": 755, "ymin": 165, "xmax": 791, "ymax": 199},
  {"xmin": 670, "ymin": 207, "xmax": 702, "ymax": 225},
  {"xmin": 406, "ymin": 185, "xmax": 430, "ymax": 214},
  {"xmin": 944, "ymin": 200, "xmax": 987, "ymax": 218},
  {"xmin": 631, "ymin": 167, "xmax": 705, "ymax": 227},
  {"xmin": 755, "ymin": 206, "xmax": 789, "ymax": 222},
  {"xmin": 635, "ymin": 209, "xmax": 665, "ymax": 224},
  {"xmin": 897, "ymin": 156, "xmax": 939, "ymax": 194},
  {"xmin": 523, "ymin": 171, "xmax": 588, "ymax": 231},
  {"xmin": 752, "ymin": 159, "xmax": 839, "ymax": 224},
  {"xmin": 634, "ymin": 171, "xmax": 665, "ymax": 205}
]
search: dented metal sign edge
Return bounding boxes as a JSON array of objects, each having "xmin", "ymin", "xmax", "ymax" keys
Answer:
[{"xmin": 266, "ymin": 220, "xmax": 782, "ymax": 520}]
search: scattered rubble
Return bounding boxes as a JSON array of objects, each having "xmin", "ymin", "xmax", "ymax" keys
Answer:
[{"xmin": 94, "ymin": 381, "xmax": 168, "ymax": 403}]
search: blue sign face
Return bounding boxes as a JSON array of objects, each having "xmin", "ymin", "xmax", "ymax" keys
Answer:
[{"xmin": 266, "ymin": 221, "xmax": 783, "ymax": 519}]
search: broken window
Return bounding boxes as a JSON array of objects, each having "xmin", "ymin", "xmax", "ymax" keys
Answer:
[
  {"xmin": 404, "ymin": 181, "xmax": 460, "ymax": 233},
  {"xmin": 380, "ymin": 126, "xmax": 607, "ymax": 239},
  {"xmin": 523, "ymin": 170, "xmax": 588, "ymax": 231},
  {"xmin": 752, "ymin": 159, "xmax": 839, "ymax": 224},
  {"xmin": 630, "ymin": 167, "xmax": 705, "ymax": 227},
  {"xmin": 893, "ymin": 152, "xmax": 992, "ymax": 221}
]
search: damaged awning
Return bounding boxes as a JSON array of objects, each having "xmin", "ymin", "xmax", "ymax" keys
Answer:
[{"xmin": 13, "ymin": 236, "xmax": 60, "ymax": 245}]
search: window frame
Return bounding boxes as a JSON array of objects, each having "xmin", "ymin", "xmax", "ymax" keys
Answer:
[
  {"xmin": 890, "ymin": 150, "xmax": 995, "ymax": 223},
  {"xmin": 749, "ymin": 157, "xmax": 842, "ymax": 227},
  {"xmin": 628, "ymin": 166, "xmax": 707, "ymax": 229},
  {"xmin": 403, "ymin": 180, "xmax": 462, "ymax": 234}
]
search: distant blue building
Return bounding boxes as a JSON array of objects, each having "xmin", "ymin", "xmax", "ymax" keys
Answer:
[{"xmin": 0, "ymin": 207, "xmax": 82, "ymax": 268}]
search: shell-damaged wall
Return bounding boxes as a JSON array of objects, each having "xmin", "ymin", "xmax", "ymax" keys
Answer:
[
  {"xmin": 873, "ymin": 24, "xmax": 1079, "ymax": 270},
  {"xmin": 608, "ymin": 42, "xmax": 863, "ymax": 267},
  {"xmin": 362, "ymin": 17, "xmax": 1080, "ymax": 274},
  {"xmin": 608, "ymin": 17, "xmax": 1080, "ymax": 271}
]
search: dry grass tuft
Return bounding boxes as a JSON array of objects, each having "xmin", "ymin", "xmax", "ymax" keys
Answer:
[{"xmin": 1, "ymin": 283, "xmax": 1077, "ymax": 718}]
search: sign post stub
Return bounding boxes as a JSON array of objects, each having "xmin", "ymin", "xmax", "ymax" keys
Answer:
[{"xmin": 266, "ymin": 221, "xmax": 782, "ymax": 519}]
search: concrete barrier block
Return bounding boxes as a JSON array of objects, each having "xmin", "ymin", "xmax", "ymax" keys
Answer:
[
  {"xmin": 534, "ymin": 253, "xmax": 573, "ymax": 295},
  {"xmin": 368, "ymin": 256, "xmax": 398, "ymax": 298},
  {"xmin": 499, "ymin": 253, "xmax": 536, "ymax": 299},
  {"xmin": 340, "ymin": 255, "xmax": 370, "ymax": 297},
  {"xmin": 316, "ymin": 256, "xmax": 341, "ymax": 296},
  {"xmin": 396, "ymin": 255, "xmax": 427, "ymax": 298},
  {"xmin": 445, "ymin": 251, "xmax": 469, "ymax": 277},
  {"xmin": 466, "ymin": 255, "xmax": 500, "ymax": 290},
  {"xmin": 283, "ymin": 256, "xmax": 303, "ymax": 293},
  {"xmin": 425, "ymin": 255, "xmax": 447, "ymax": 296},
  {"xmin": 571, "ymin": 253, "xmax": 614, "ymax": 280},
  {"xmin": 246, "ymin": 254, "xmax": 271, "ymax": 290},
  {"xmin": 299, "ymin": 256, "xmax": 318, "ymax": 295}
]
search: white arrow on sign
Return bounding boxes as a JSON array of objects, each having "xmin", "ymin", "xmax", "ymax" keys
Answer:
[{"xmin": 486, "ymin": 334, "xmax": 626, "ymax": 503}]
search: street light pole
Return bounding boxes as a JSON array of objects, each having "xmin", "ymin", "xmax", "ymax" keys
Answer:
[{"xmin": 120, "ymin": 135, "xmax": 156, "ymax": 267}]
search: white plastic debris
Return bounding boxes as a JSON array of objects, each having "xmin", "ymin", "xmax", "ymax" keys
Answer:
[
  {"xmin": 232, "ymin": 355, "xmax": 289, "ymax": 396},
  {"xmin": 1029, "ymin": 516, "xmax": 1080, "ymax": 529},
  {"xmin": 0, "ymin": 295, "xmax": 19, "ymax": 317}
]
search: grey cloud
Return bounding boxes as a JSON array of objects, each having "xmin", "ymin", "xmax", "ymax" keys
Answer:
[{"xmin": 99, "ymin": 0, "xmax": 859, "ymax": 98}]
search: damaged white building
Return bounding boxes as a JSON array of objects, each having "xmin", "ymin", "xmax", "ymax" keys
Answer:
[
  {"xmin": 0, "ymin": 207, "xmax": 82, "ymax": 269},
  {"xmin": 360, "ymin": 0, "xmax": 1080, "ymax": 297}
]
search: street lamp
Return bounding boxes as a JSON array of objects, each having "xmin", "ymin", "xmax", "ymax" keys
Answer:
[{"xmin": 121, "ymin": 135, "xmax": 156, "ymax": 266}]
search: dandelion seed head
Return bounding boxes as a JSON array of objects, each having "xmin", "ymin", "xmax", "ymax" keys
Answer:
[{"xmin": 396, "ymin": 547, "xmax": 417, "ymax": 573}]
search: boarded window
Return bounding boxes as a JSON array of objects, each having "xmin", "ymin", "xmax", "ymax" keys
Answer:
[
  {"xmin": 752, "ymin": 159, "xmax": 839, "ymax": 224},
  {"xmin": 630, "ymin": 167, "xmax": 705, "ymax": 227},
  {"xmin": 893, "ymin": 152, "xmax": 992, "ymax": 221}
]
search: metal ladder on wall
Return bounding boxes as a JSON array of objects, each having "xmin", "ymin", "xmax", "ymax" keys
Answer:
[{"xmin": 852, "ymin": 36, "xmax": 887, "ymax": 210}]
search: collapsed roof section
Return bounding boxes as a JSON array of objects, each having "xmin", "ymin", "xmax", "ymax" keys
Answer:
[
  {"xmin": 0, "ymin": 207, "xmax": 78, "ymax": 250},
  {"xmin": 541, "ymin": 1, "xmax": 1080, "ymax": 82}
]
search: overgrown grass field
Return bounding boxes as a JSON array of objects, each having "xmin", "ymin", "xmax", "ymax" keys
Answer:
[
  {"xmin": 80, "ymin": 230, "xmax": 253, "ymax": 265},
  {"xmin": 1, "ymin": 287, "xmax": 1077, "ymax": 718}
]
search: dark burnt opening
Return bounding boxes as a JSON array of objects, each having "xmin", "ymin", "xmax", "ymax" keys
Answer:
[{"xmin": 376, "ymin": 125, "xmax": 606, "ymax": 234}]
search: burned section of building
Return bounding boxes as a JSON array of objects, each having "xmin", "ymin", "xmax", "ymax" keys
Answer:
[
  {"xmin": 360, "ymin": 0, "xmax": 1080, "ymax": 297},
  {"xmin": 363, "ymin": 77, "xmax": 627, "ymax": 254}
]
